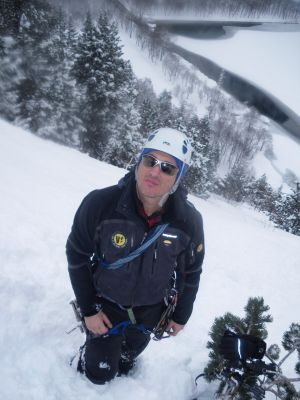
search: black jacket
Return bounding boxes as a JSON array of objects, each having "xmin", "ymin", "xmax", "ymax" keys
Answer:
[{"xmin": 66, "ymin": 172, "xmax": 205, "ymax": 325}]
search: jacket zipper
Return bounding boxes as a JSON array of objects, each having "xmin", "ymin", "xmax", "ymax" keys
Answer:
[
  {"xmin": 130, "ymin": 230, "xmax": 148, "ymax": 306},
  {"xmin": 152, "ymin": 245, "xmax": 158, "ymax": 275}
]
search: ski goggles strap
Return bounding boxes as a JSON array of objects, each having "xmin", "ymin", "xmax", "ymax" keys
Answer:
[{"xmin": 100, "ymin": 223, "xmax": 169, "ymax": 270}]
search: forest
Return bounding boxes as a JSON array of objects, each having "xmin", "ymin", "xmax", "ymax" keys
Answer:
[{"xmin": 0, "ymin": 0, "xmax": 299, "ymax": 235}]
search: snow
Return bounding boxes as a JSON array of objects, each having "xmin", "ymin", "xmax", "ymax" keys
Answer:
[
  {"xmin": 1, "ymin": 119, "xmax": 299, "ymax": 399},
  {"xmin": 119, "ymin": 28, "xmax": 210, "ymax": 115},
  {"xmin": 119, "ymin": 22, "xmax": 300, "ymax": 189},
  {"xmin": 171, "ymin": 24, "xmax": 300, "ymax": 117},
  {"xmin": 253, "ymin": 122, "xmax": 300, "ymax": 191},
  {"xmin": 120, "ymin": 29, "xmax": 174, "ymax": 95}
]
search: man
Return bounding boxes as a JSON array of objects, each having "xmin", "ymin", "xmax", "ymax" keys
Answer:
[{"xmin": 66, "ymin": 127, "xmax": 205, "ymax": 384}]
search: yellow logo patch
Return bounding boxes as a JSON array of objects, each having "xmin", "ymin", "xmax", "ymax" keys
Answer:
[
  {"xmin": 163, "ymin": 240, "xmax": 172, "ymax": 246},
  {"xmin": 112, "ymin": 233, "xmax": 127, "ymax": 248},
  {"xmin": 197, "ymin": 243, "xmax": 203, "ymax": 253}
]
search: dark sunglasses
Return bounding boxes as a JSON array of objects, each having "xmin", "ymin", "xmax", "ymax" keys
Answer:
[{"xmin": 141, "ymin": 154, "xmax": 178, "ymax": 176}]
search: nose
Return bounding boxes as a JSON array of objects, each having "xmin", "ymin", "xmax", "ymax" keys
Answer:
[{"xmin": 149, "ymin": 164, "xmax": 161, "ymax": 177}]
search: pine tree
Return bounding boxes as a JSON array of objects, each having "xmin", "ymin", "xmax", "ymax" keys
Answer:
[
  {"xmin": 270, "ymin": 186, "xmax": 300, "ymax": 236},
  {"xmin": 196, "ymin": 116, "xmax": 218, "ymax": 195},
  {"xmin": 184, "ymin": 115, "xmax": 210, "ymax": 196},
  {"xmin": 35, "ymin": 9, "xmax": 83, "ymax": 146},
  {"xmin": 56, "ymin": 15, "xmax": 83, "ymax": 147},
  {"xmin": 135, "ymin": 78, "xmax": 157, "ymax": 108},
  {"xmin": 0, "ymin": 0, "xmax": 23, "ymax": 36},
  {"xmin": 204, "ymin": 297, "xmax": 272, "ymax": 378},
  {"xmin": 171, "ymin": 103, "xmax": 189, "ymax": 133},
  {"xmin": 216, "ymin": 162, "xmax": 254, "ymax": 203},
  {"xmin": 267, "ymin": 323, "xmax": 300, "ymax": 399},
  {"xmin": 0, "ymin": 35, "xmax": 19, "ymax": 121},
  {"xmin": 72, "ymin": 12, "xmax": 135, "ymax": 159},
  {"xmin": 15, "ymin": 0, "xmax": 58, "ymax": 132},
  {"xmin": 248, "ymin": 174, "xmax": 275, "ymax": 213},
  {"xmin": 0, "ymin": 36, "xmax": 4, "ymax": 56},
  {"xmin": 0, "ymin": 1, "xmax": 24, "ymax": 122},
  {"xmin": 284, "ymin": 188, "xmax": 300, "ymax": 236},
  {"xmin": 103, "ymin": 66, "xmax": 142, "ymax": 168},
  {"xmin": 135, "ymin": 78, "xmax": 160, "ymax": 137},
  {"xmin": 202, "ymin": 298, "xmax": 300, "ymax": 399},
  {"xmin": 138, "ymin": 99, "xmax": 159, "ymax": 135},
  {"xmin": 156, "ymin": 90, "xmax": 173, "ymax": 127}
]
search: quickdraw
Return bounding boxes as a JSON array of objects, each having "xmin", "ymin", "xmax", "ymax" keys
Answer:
[{"xmin": 152, "ymin": 288, "xmax": 178, "ymax": 340}]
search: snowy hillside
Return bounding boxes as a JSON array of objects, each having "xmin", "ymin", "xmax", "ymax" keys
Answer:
[
  {"xmin": 119, "ymin": 24, "xmax": 300, "ymax": 190},
  {"xmin": 0, "ymin": 119, "xmax": 299, "ymax": 399},
  {"xmin": 171, "ymin": 24, "xmax": 300, "ymax": 116}
]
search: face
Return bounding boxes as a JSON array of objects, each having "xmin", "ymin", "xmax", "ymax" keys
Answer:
[{"xmin": 136, "ymin": 150, "xmax": 178, "ymax": 200}]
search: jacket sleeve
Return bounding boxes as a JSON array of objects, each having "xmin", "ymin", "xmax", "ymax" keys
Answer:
[
  {"xmin": 172, "ymin": 210, "xmax": 205, "ymax": 325},
  {"xmin": 66, "ymin": 191, "xmax": 100, "ymax": 317}
]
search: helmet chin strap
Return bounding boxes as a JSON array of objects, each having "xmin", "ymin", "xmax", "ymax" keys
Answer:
[
  {"xmin": 158, "ymin": 192, "xmax": 169, "ymax": 207},
  {"xmin": 158, "ymin": 164, "xmax": 184, "ymax": 206},
  {"xmin": 170, "ymin": 164, "xmax": 185, "ymax": 194}
]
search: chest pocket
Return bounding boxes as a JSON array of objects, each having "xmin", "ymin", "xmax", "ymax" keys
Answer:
[
  {"xmin": 95, "ymin": 219, "xmax": 144, "ymax": 264},
  {"xmin": 142, "ymin": 227, "xmax": 190, "ymax": 281}
]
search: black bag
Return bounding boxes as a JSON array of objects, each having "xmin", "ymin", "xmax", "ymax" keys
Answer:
[{"xmin": 219, "ymin": 330, "xmax": 266, "ymax": 361}]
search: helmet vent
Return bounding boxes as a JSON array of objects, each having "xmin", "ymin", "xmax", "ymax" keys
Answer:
[{"xmin": 182, "ymin": 140, "xmax": 188, "ymax": 154}]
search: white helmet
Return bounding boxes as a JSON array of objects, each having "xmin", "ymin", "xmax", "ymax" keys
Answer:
[{"xmin": 143, "ymin": 128, "xmax": 192, "ymax": 166}]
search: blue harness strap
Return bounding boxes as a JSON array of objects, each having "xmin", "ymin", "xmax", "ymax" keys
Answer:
[
  {"xmin": 103, "ymin": 320, "xmax": 150, "ymax": 337},
  {"xmin": 100, "ymin": 223, "xmax": 169, "ymax": 270}
]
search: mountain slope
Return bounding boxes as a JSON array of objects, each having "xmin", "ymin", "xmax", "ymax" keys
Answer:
[
  {"xmin": 118, "ymin": 22, "xmax": 300, "ymax": 189},
  {"xmin": 0, "ymin": 119, "xmax": 299, "ymax": 399}
]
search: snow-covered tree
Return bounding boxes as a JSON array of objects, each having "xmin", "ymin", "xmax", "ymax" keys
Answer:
[
  {"xmin": 216, "ymin": 162, "xmax": 254, "ymax": 203},
  {"xmin": 0, "ymin": 35, "xmax": 19, "ymax": 122},
  {"xmin": 0, "ymin": 0, "xmax": 23, "ymax": 36},
  {"xmin": 270, "ymin": 186, "xmax": 300, "ymax": 236},
  {"xmin": 103, "ymin": 66, "xmax": 142, "ymax": 168},
  {"xmin": 14, "ymin": 0, "xmax": 58, "ymax": 132},
  {"xmin": 72, "ymin": 12, "xmax": 137, "ymax": 158},
  {"xmin": 135, "ymin": 78, "xmax": 157, "ymax": 108},
  {"xmin": 156, "ymin": 90, "xmax": 173, "ymax": 127},
  {"xmin": 247, "ymin": 174, "xmax": 275, "ymax": 213},
  {"xmin": 184, "ymin": 115, "xmax": 217, "ymax": 197},
  {"xmin": 35, "ymin": 10, "xmax": 83, "ymax": 147},
  {"xmin": 13, "ymin": 2, "xmax": 82, "ymax": 146},
  {"xmin": 138, "ymin": 99, "xmax": 159, "ymax": 136},
  {"xmin": 135, "ymin": 78, "xmax": 160, "ymax": 137}
]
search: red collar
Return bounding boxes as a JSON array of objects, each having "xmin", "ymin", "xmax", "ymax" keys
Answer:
[{"xmin": 138, "ymin": 205, "xmax": 163, "ymax": 228}]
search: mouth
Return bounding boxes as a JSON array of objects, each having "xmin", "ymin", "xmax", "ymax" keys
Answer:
[{"xmin": 144, "ymin": 177, "xmax": 160, "ymax": 187}]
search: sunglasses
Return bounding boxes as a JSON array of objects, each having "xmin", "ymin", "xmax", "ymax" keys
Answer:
[{"xmin": 141, "ymin": 154, "xmax": 178, "ymax": 176}]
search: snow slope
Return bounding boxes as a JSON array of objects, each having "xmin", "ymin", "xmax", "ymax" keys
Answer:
[
  {"xmin": 119, "ymin": 27, "xmax": 210, "ymax": 117},
  {"xmin": 0, "ymin": 119, "xmax": 299, "ymax": 399},
  {"xmin": 119, "ymin": 25, "xmax": 300, "ymax": 190},
  {"xmin": 172, "ymin": 24, "xmax": 300, "ymax": 117},
  {"xmin": 252, "ymin": 122, "xmax": 300, "ymax": 191}
]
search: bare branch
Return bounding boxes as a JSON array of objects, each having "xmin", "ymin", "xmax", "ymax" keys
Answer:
[{"xmin": 278, "ymin": 347, "xmax": 296, "ymax": 367}]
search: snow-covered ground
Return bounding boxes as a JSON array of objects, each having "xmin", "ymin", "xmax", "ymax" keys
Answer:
[
  {"xmin": 171, "ymin": 23, "xmax": 300, "ymax": 117},
  {"xmin": 120, "ymin": 23, "xmax": 300, "ymax": 190},
  {"xmin": 252, "ymin": 121, "xmax": 300, "ymax": 191},
  {"xmin": 119, "ymin": 27, "xmax": 210, "ymax": 117},
  {"xmin": 0, "ymin": 119, "xmax": 299, "ymax": 399}
]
